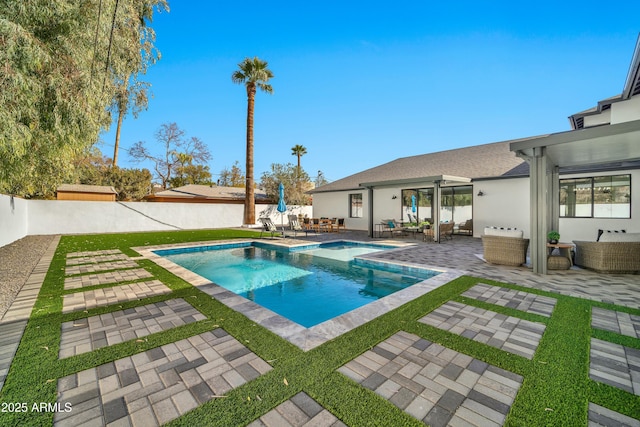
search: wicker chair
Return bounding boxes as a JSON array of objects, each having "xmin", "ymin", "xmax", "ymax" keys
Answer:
[
  {"xmin": 573, "ymin": 241, "xmax": 640, "ymax": 273},
  {"xmin": 481, "ymin": 235, "xmax": 530, "ymax": 266},
  {"xmin": 423, "ymin": 222, "xmax": 455, "ymax": 242}
]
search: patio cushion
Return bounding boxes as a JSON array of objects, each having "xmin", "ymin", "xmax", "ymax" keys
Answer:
[
  {"xmin": 598, "ymin": 232, "xmax": 640, "ymax": 243},
  {"xmin": 483, "ymin": 227, "xmax": 523, "ymax": 239}
]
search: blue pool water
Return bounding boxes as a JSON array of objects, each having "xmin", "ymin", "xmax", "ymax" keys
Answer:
[{"xmin": 156, "ymin": 241, "xmax": 438, "ymax": 327}]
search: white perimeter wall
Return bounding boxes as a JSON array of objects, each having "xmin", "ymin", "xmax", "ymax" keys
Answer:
[
  {"xmin": 0, "ymin": 194, "xmax": 29, "ymax": 247},
  {"xmin": 0, "ymin": 196, "xmax": 312, "ymax": 248}
]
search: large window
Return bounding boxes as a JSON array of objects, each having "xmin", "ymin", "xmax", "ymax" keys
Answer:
[
  {"xmin": 560, "ymin": 174, "xmax": 631, "ymax": 218},
  {"xmin": 401, "ymin": 185, "xmax": 472, "ymax": 226},
  {"xmin": 349, "ymin": 193, "xmax": 363, "ymax": 218}
]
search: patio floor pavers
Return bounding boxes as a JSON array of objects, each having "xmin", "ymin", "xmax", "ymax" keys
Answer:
[
  {"xmin": 65, "ymin": 259, "xmax": 140, "ymax": 276},
  {"xmin": 590, "ymin": 338, "xmax": 640, "ymax": 395},
  {"xmin": 65, "ymin": 251, "xmax": 131, "ymax": 266},
  {"xmin": 339, "ymin": 331, "xmax": 523, "ymax": 427},
  {"xmin": 61, "ymin": 280, "xmax": 172, "ymax": 314},
  {"xmin": 418, "ymin": 301, "xmax": 546, "ymax": 359},
  {"xmin": 462, "ymin": 283, "xmax": 557, "ymax": 317},
  {"xmin": 64, "ymin": 268, "xmax": 154, "ymax": 290},
  {"xmin": 588, "ymin": 402, "xmax": 640, "ymax": 427},
  {"xmin": 59, "ymin": 298, "xmax": 207, "ymax": 358},
  {"xmin": 247, "ymin": 392, "xmax": 347, "ymax": 427},
  {"xmin": 592, "ymin": 307, "xmax": 640, "ymax": 339},
  {"xmin": 54, "ymin": 329, "xmax": 273, "ymax": 426}
]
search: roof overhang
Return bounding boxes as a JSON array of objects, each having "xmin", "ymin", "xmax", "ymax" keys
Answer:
[
  {"xmin": 359, "ymin": 174, "xmax": 472, "ymax": 188},
  {"xmin": 511, "ymin": 119, "xmax": 640, "ymax": 167}
]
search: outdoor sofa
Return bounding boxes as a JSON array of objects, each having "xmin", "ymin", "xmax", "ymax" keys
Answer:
[
  {"xmin": 481, "ymin": 227, "xmax": 529, "ymax": 267},
  {"xmin": 573, "ymin": 232, "xmax": 640, "ymax": 273}
]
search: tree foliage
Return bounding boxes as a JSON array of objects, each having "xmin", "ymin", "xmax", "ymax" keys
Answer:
[
  {"xmin": 75, "ymin": 149, "xmax": 152, "ymax": 200},
  {"xmin": 218, "ymin": 161, "xmax": 245, "ymax": 187},
  {"xmin": 291, "ymin": 144, "xmax": 307, "ymax": 170},
  {"xmin": 260, "ymin": 163, "xmax": 312, "ymax": 205},
  {"xmin": 0, "ymin": 0, "xmax": 168, "ymax": 197},
  {"xmin": 129, "ymin": 122, "xmax": 211, "ymax": 189}
]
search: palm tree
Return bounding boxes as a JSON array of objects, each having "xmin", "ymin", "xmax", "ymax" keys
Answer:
[
  {"xmin": 232, "ymin": 57, "xmax": 274, "ymax": 225},
  {"xmin": 291, "ymin": 144, "xmax": 307, "ymax": 171}
]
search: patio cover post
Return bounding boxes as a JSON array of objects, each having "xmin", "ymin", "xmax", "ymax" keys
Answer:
[
  {"xmin": 367, "ymin": 187, "xmax": 374, "ymax": 237},
  {"xmin": 433, "ymin": 180, "xmax": 441, "ymax": 243},
  {"xmin": 529, "ymin": 147, "xmax": 550, "ymax": 274}
]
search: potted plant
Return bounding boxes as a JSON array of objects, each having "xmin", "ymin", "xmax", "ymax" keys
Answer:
[{"xmin": 547, "ymin": 230, "xmax": 560, "ymax": 244}]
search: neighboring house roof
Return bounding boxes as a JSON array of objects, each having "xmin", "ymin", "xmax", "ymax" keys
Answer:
[
  {"xmin": 57, "ymin": 184, "xmax": 118, "ymax": 194},
  {"xmin": 145, "ymin": 184, "xmax": 271, "ymax": 202},
  {"xmin": 309, "ymin": 140, "xmax": 534, "ymax": 194}
]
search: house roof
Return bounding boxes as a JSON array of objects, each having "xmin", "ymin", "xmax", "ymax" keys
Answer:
[
  {"xmin": 149, "ymin": 184, "xmax": 270, "ymax": 201},
  {"xmin": 57, "ymin": 184, "xmax": 118, "ymax": 194},
  {"xmin": 309, "ymin": 140, "xmax": 532, "ymax": 193}
]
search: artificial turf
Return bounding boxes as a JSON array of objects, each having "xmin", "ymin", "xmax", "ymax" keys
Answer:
[{"xmin": 0, "ymin": 230, "xmax": 638, "ymax": 426}]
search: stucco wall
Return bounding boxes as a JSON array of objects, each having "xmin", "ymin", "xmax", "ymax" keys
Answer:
[
  {"xmin": 0, "ymin": 194, "xmax": 29, "ymax": 247},
  {"xmin": 312, "ymin": 190, "xmax": 369, "ymax": 231},
  {"xmin": 611, "ymin": 96, "xmax": 640, "ymax": 125},
  {"xmin": 471, "ymin": 178, "xmax": 531, "ymax": 237},
  {"xmin": 0, "ymin": 196, "xmax": 312, "ymax": 248}
]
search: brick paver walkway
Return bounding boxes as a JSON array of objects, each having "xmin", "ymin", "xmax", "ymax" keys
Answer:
[
  {"xmin": 64, "ymin": 268, "xmax": 153, "ymax": 290},
  {"xmin": 462, "ymin": 283, "xmax": 557, "ymax": 317},
  {"xmin": 248, "ymin": 392, "xmax": 346, "ymax": 427},
  {"xmin": 339, "ymin": 331, "xmax": 523, "ymax": 427},
  {"xmin": 62, "ymin": 280, "xmax": 171, "ymax": 314},
  {"xmin": 59, "ymin": 299, "xmax": 207, "ymax": 358},
  {"xmin": 54, "ymin": 329, "xmax": 272, "ymax": 426},
  {"xmin": 418, "ymin": 301, "xmax": 546, "ymax": 359},
  {"xmin": 592, "ymin": 307, "xmax": 640, "ymax": 339},
  {"xmin": 590, "ymin": 338, "xmax": 640, "ymax": 396}
]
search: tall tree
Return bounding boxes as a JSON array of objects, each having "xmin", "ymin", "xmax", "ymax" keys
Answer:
[
  {"xmin": 260, "ymin": 163, "xmax": 312, "ymax": 206},
  {"xmin": 232, "ymin": 57, "xmax": 274, "ymax": 225},
  {"xmin": 129, "ymin": 122, "xmax": 211, "ymax": 189},
  {"xmin": 291, "ymin": 145, "xmax": 307, "ymax": 172},
  {"xmin": 0, "ymin": 0, "xmax": 168, "ymax": 197}
]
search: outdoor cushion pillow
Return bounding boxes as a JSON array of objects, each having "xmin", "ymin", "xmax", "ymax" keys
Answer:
[
  {"xmin": 598, "ymin": 232, "xmax": 640, "ymax": 242},
  {"xmin": 596, "ymin": 229, "xmax": 626, "ymax": 241},
  {"xmin": 483, "ymin": 227, "xmax": 523, "ymax": 238}
]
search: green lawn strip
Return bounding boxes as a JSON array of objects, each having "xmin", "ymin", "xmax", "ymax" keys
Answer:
[
  {"xmin": 58, "ymin": 229, "xmax": 262, "ymax": 256},
  {"xmin": 591, "ymin": 328, "xmax": 640, "ymax": 350},
  {"xmin": 588, "ymin": 380, "xmax": 640, "ymax": 421},
  {"xmin": 307, "ymin": 371, "xmax": 423, "ymax": 427},
  {"xmin": 505, "ymin": 297, "xmax": 592, "ymax": 426}
]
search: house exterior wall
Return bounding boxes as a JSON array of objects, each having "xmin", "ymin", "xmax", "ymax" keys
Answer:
[
  {"xmin": 583, "ymin": 109, "xmax": 611, "ymax": 127},
  {"xmin": 312, "ymin": 190, "xmax": 369, "ymax": 230},
  {"xmin": 473, "ymin": 178, "xmax": 530, "ymax": 237},
  {"xmin": 558, "ymin": 168, "xmax": 639, "ymax": 241},
  {"xmin": 0, "ymin": 194, "xmax": 29, "ymax": 247},
  {"xmin": 611, "ymin": 96, "xmax": 640, "ymax": 125}
]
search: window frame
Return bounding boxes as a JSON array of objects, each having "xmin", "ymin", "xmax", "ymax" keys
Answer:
[
  {"xmin": 559, "ymin": 174, "xmax": 631, "ymax": 219},
  {"xmin": 349, "ymin": 193, "xmax": 363, "ymax": 218}
]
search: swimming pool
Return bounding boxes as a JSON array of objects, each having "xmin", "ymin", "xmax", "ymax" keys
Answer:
[{"xmin": 154, "ymin": 241, "xmax": 439, "ymax": 328}]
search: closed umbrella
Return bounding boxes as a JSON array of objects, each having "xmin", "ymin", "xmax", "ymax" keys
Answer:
[
  {"xmin": 411, "ymin": 194, "xmax": 416, "ymax": 213},
  {"xmin": 277, "ymin": 183, "xmax": 287, "ymax": 232}
]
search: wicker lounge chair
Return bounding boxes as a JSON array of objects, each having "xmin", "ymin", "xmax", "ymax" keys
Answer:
[
  {"xmin": 573, "ymin": 240, "xmax": 640, "ymax": 273},
  {"xmin": 458, "ymin": 219, "xmax": 473, "ymax": 235},
  {"xmin": 481, "ymin": 228, "xmax": 529, "ymax": 266}
]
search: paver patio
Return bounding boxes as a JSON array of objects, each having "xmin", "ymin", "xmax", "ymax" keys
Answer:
[{"xmin": 0, "ymin": 231, "xmax": 638, "ymax": 426}]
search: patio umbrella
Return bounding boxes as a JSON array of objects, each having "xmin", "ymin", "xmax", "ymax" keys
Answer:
[
  {"xmin": 411, "ymin": 194, "xmax": 416, "ymax": 213},
  {"xmin": 277, "ymin": 183, "xmax": 287, "ymax": 231}
]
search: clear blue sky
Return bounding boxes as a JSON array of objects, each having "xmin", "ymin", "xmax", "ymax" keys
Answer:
[{"xmin": 100, "ymin": 1, "xmax": 640, "ymax": 185}]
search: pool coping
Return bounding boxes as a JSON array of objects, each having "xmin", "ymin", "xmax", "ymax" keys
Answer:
[{"xmin": 133, "ymin": 239, "xmax": 466, "ymax": 351}]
